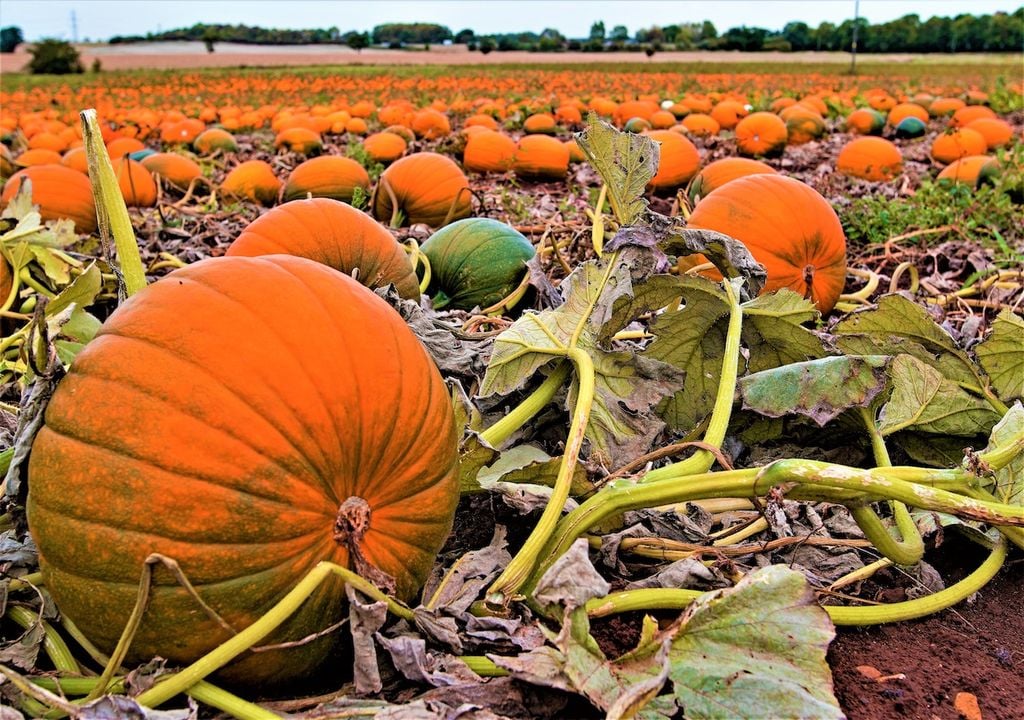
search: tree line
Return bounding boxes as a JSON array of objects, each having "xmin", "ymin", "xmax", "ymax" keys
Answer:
[{"xmin": 2, "ymin": 8, "xmax": 1021, "ymax": 54}]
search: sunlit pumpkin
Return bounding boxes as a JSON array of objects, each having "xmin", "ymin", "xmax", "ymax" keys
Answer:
[
  {"xmin": 684, "ymin": 174, "xmax": 847, "ymax": 313},
  {"xmin": 513, "ymin": 135, "xmax": 570, "ymax": 181},
  {"xmin": 2, "ymin": 165, "xmax": 98, "ymax": 233},
  {"xmin": 734, "ymin": 113, "xmax": 788, "ymax": 157},
  {"xmin": 283, "ymin": 156, "xmax": 370, "ymax": 204},
  {"xmin": 463, "ymin": 131, "xmax": 517, "ymax": 173},
  {"xmin": 228, "ymin": 198, "xmax": 419, "ymax": 299},
  {"xmin": 221, "ymin": 160, "xmax": 282, "ymax": 206},
  {"xmin": 27, "ymin": 254, "xmax": 459, "ymax": 686},
  {"xmin": 687, "ymin": 157, "xmax": 777, "ymax": 205},
  {"xmin": 837, "ymin": 137, "xmax": 903, "ymax": 181},
  {"xmin": 373, "ymin": 152, "xmax": 472, "ymax": 227},
  {"xmin": 931, "ymin": 128, "xmax": 988, "ymax": 164},
  {"xmin": 647, "ymin": 130, "xmax": 700, "ymax": 191},
  {"xmin": 141, "ymin": 153, "xmax": 203, "ymax": 189}
]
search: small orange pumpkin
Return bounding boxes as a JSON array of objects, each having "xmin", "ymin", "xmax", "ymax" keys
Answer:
[
  {"xmin": 228, "ymin": 198, "xmax": 419, "ymax": 299},
  {"xmin": 513, "ymin": 135, "xmax": 570, "ymax": 181},
  {"xmin": 931, "ymin": 128, "xmax": 987, "ymax": 164},
  {"xmin": 734, "ymin": 113, "xmax": 788, "ymax": 157},
  {"xmin": 837, "ymin": 137, "xmax": 903, "ymax": 181},
  {"xmin": 114, "ymin": 157, "xmax": 158, "ymax": 207},
  {"xmin": 274, "ymin": 127, "xmax": 323, "ymax": 155},
  {"xmin": 2, "ymin": 165, "xmax": 98, "ymax": 233},
  {"xmin": 464, "ymin": 131, "xmax": 517, "ymax": 173},
  {"xmin": 647, "ymin": 130, "xmax": 701, "ymax": 191},
  {"xmin": 194, "ymin": 128, "xmax": 238, "ymax": 155},
  {"xmin": 373, "ymin": 152, "xmax": 472, "ymax": 227},
  {"xmin": 283, "ymin": 156, "xmax": 370, "ymax": 204},
  {"xmin": 221, "ymin": 160, "xmax": 282, "ymax": 206},
  {"xmin": 411, "ymin": 109, "xmax": 451, "ymax": 140},
  {"xmin": 687, "ymin": 157, "xmax": 777, "ymax": 205},
  {"xmin": 363, "ymin": 133, "xmax": 407, "ymax": 164},
  {"xmin": 141, "ymin": 153, "xmax": 203, "ymax": 189}
]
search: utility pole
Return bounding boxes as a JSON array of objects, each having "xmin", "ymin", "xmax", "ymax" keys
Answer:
[
  {"xmin": 849, "ymin": 0, "xmax": 860, "ymax": 74},
  {"xmin": 71, "ymin": 10, "xmax": 78, "ymax": 43}
]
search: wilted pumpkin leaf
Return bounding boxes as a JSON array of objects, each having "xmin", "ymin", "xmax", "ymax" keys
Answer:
[
  {"xmin": 739, "ymin": 355, "xmax": 889, "ymax": 426},
  {"xmin": 476, "ymin": 444, "xmax": 592, "ymax": 497},
  {"xmin": 655, "ymin": 220, "xmax": 767, "ymax": 298},
  {"xmin": 648, "ymin": 282, "xmax": 824, "ymax": 433},
  {"xmin": 879, "ymin": 355, "xmax": 1002, "ymax": 437},
  {"xmin": 834, "ymin": 294, "xmax": 981, "ymax": 391},
  {"xmin": 0, "ymin": 179, "xmax": 35, "ymax": 220},
  {"xmin": 980, "ymin": 402, "xmax": 1023, "ymax": 507},
  {"xmin": 644, "ymin": 276, "xmax": 732, "ymax": 433},
  {"xmin": 664, "ymin": 565, "xmax": 841, "ymax": 720},
  {"xmin": 742, "ymin": 290, "xmax": 824, "ymax": 372},
  {"xmin": 575, "ymin": 113, "xmax": 658, "ymax": 225},
  {"xmin": 481, "ymin": 254, "xmax": 682, "ymax": 465},
  {"xmin": 975, "ymin": 309, "xmax": 1024, "ymax": 403}
]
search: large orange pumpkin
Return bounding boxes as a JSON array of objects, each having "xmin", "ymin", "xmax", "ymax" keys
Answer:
[
  {"xmin": 687, "ymin": 157, "xmax": 777, "ymax": 205},
  {"xmin": 836, "ymin": 137, "xmax": 903, "ymax": 181},
  {"xmin": 734, "ymin": 112, "xmax": 788, "ymax": 157},
  {"xmin": 2, "ymin": 165, "xmax": 98, "ymax": 233},
  {"xmin": 14, "ymin": 148, "xmax": 63, "ymax": 168},
  {"xmin": 685, "ymin": 174, "xmax": 847, "ymax": 313},
  {"xmin": 647, "ymin": 130, "xmax": 700, "ymax": 191},
  {"xmin": 221, "ymin": 160, "xmax": 282, "ymax": 206},
  {"xmin": 227, "ymin": 198, "xmax": 420, "ymax": 300},
  {"xmin": 283, "ymin": 156, "xmax": 370, "ymax": 203},
  {"xmin": 374, "ymin": 153, "xmax": 472, "ymax": 227},
  {"xmin": 27, "ymin": 254, "xmax": 459, "ymax": 686},
  {"xmin": 513, "ymin": 135, "xmax": 570, "ymax": 181}
]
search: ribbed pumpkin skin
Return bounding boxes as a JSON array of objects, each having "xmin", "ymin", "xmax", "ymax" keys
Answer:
[
  {"xmin": 283, "ymin": 156, "xmax": 370, "ymax": 203},
  {"xmin": 686, "ymin": 175, "xmax": 847, "ymax": 313},
  {"xmin": 420, "ymin": 217, "xmax": 534, "ymax": 310},
  {"xmin": 115, "ymin": 157, "xmax": 158, "ymax": 207},
  {"xmin": 27, "ymin": 255, "xmax": 459, "ymax": 686},
  {"xmin": 221, "ymin": 160, "xmax": 281, "ymax": 206},
  {"xmin": 464, "ymin": 132, "xmax": 517, "ymax": 173},
  {"xmin": 2, "ymin": 166, "xmax": 98, "ymax": 233},
  {"xmin": 647, "ymin": 130, "xmax": 701, "ymax": 190},
  {"xmin": 227, "ymin": 198, "xmax": 420, "ymax": 300},
  {"xmin": 837, "ymin": 137, "xmax": 903, "ymax": 181},
  {"xmin": 363, "ymin": 132, "xmax": 407, "ymax": 163},
  {"xmin": 141, "ymin": 153, "xmax": 203, "ymax": 188},
  {"xmin": 687, "ymin": 158, "xmax": 776, "ymax": 205},
  {"xmin": 373, "ymin": 153, "xmax": 472, "ymax": 227},
  {"xmin": 937, "ymin": 156, "xmax": 1001, "ymax": 187},
  {"xmin": 734, "ymin": 112, "xmax": 788, "ymax": 157},
  {"xmin": 513, "ymin": 135, "xmax": 570, "ymax": 181}
]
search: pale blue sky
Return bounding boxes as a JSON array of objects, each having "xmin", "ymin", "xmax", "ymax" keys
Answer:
[{"xmin": 1, "ymin": 0, "xmax": 1020, "ymax": 42}]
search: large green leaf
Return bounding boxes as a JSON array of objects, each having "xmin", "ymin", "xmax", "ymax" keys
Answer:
[
  {"xmin": 575, "ymin": 113, "xmax": 658, "ymax": 225},
  {"xmin": 980, "ymin": 402, "xmax": 1023, "ymax": 508},
  {"xmin": 665, "ymin": 566, "xmax": 841, "ymax": 720},
  {"xmin": 879, "ymin": 354, "xmax": 1002, "ymax": 437},
  {"xmin": 975, "ymin": 309, "xmax": 1024, "ymax": 403},
  {"xmin": 480, "ymin": 254, "xmax": 683, "ymax": 466},
  {"xmin": 646, "ymin": 282, "xmax": 824, "ymax": 433},
  {"xmin": 833, "ymin": 294, "xmax": 980, "ymax": 390},
  {"xmin": 740, "ymin": 355, "xmax": 889, "ymax": 426}
]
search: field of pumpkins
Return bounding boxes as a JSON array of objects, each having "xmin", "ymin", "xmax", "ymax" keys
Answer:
[{"xmin": 0, "ymin": 65, "xmax": 1022, "ymax": 720}]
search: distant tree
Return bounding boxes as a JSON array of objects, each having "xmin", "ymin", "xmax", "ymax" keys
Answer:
[
  {"xmin": 372, "ymin": 23, "xmax": 452, "ymax": 45},
  {"xmin": 346, "ymin": 31, "xmax": 369, "ymax": 52},
  {"xmin": 700, "ymin": 21, "xmax": 718, "ymax": 40},
  {"xmin": 644, "ymin": 45, "xmax": 656, "ymax": 58},
  {"xmin": 497, "ymin": 36, "xmax": 518, "ymax": 51},
  {"xmin": 610, "ymin": 25, "xmax": 629, "ymax": 41},
  {"xmin": 454, "ymin": 28, "xmax": 475, "ymax": 44},
  {"xmin": 28, "ymin": 39, "xmax": 84, "ymax": 74},
  {"xmin": 479, "ymin": 37, "xmax": 495, "ymax": 54},
  {"xmin": 0, "ymin": 26, "xmax": 23, "ymax": 53},
  {"xmin": 720, "ymin": 25, "xmax": 768, "ymax": 51},
  {"xmin": 662, "ymin": 24, "xmax": 680, "ymax": 44},
  {"xmin": 814, "ymin": 21, "xmax": 838, "ymax": 50},
  {"xmin": 589, "ymin": 21, "xmax": 605, "ymax": 41},
  {"xmin": 202, "ymin": 27, "xmax": 219, "ymax": 52},
  {"xmin": 782, "ymin": 21, "xmax": 812, "ymax": 51}
]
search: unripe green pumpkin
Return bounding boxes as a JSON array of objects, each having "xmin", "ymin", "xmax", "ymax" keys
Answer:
[{"xmin": 420, "ymin": 218, "xmax": 535, "ymax": 310}]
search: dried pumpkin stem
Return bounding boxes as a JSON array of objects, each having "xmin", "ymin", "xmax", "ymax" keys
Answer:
[
  {"xmin": 79, "ymin": 109, "xmax": 146, "ymax": 298},
  {"xmin": 480, "ymin": 361, "xmax": 571, "ymax": 448},
  {"xmin": 487, "ymin": 347, "xmax": 595, "ymax": 606},
  {"xmin": 642, "ymin": 278, "xmax": 744, "ymax": 483},
  {"xmin": 135, "ymin": 561, "xmax": 411, "ymax": 710}
]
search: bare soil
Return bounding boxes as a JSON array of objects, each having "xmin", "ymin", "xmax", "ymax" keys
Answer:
[{"xmin": 1, "ymin": 43, "xmax": 1019, "ymax": 72}]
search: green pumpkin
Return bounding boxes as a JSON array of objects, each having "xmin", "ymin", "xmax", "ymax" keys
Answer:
[
  {"xmin": 894, "ymin": 117, "xmax": 927, "ymax": 139},
  {"xmin": 420, "ymin": 218, "xmax": 535, "ymax": 310}
]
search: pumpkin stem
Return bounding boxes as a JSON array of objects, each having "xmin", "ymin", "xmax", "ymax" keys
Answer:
[
  {"xmin": 441, "ymin": 185, "xmax": 473, "ymax": 227},
  {"xmin": 802, "ymin": 264, "xmax": 816, "ymax": 300},
  {"xmin": 334, "ymin": 497, "xmax": 396, "ymax": 594}
]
